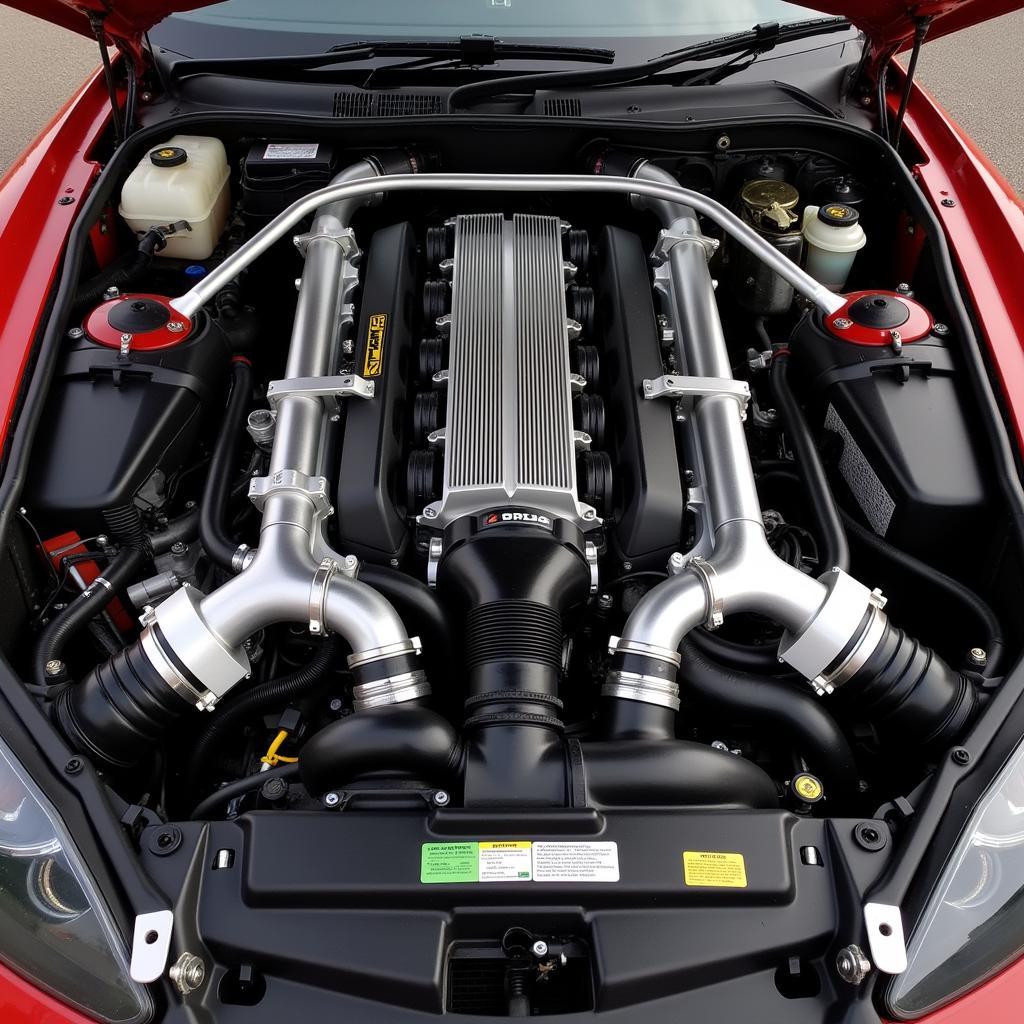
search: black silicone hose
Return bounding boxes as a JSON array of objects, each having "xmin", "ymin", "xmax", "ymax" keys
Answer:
[
  {"xmin": 190, "ymin": 763, "xmax": 300, "ymax": 821},
  {"xmin": 33, "ymin": 545, "xmax": 148, "ymax": 691},
  {"xmin": 770, "ymin": 351, "xmax": 851, "ymax": 573},
  {"xmin": 200, "ymin": 358, "xmax": 252, "ymax": 571},
  {"xmin": 149, "ymin": 507, "xmax": 200, "ymax": 555},
  {"xmin": 840, "ymin": 509, "xmax": 1005, "ymax": 675},
  {"xmin": 679, "ymin": 641, "xmax": 859, "ymax": 801},
  {"xmin": 688, "ymin": 626, "xmax": 787, "ymax": 674},
  {"xmin": 186, "ymin": 638, "xmax": 340, "ymax": 794}
]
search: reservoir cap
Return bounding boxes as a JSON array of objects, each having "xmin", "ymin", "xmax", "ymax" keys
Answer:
[
  {"xmin": 816, "ymin": 202, "xmax": 859, "ymax": 227},
  {"xmin": 150, "ymin": 146, "xmax": 188, "ymax": 168}
]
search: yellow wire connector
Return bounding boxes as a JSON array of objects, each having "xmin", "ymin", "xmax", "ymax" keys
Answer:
[{"xmin": 261, "ymin": 729, "xmax": 298, "ymax": 767}]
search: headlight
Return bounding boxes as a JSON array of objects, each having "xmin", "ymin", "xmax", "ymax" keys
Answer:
[
  {"xmin": 890, "ymin": 737, "xmax": 1024, "ymax": 1016},
  {"xmin": 0, "ymin": 737, "xmax": 151, "ymax": 1023}
]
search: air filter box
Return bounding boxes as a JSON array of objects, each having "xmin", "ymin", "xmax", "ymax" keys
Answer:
[{"xmin": 241, "ymin": 141, "xmax": 335, "ymax": 220}]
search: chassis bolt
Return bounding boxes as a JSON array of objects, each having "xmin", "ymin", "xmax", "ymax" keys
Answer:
[
  {"xmin": 45, "ymin": 659, "xmax": 65, "ymax": 677},
  {"xmin": 328, "ymin": 697, "xmax": 344, "ymax": 713},
  {"xmin": 597, "ymin": 593, "xmax": 614, "ymax": 611},
  {"xmin": 967, "ymin": 646, "xmax": 988, "ymax": 668},
  {"xmin": 170, "ymin": 541, "xmax": 187, "ymax": 555},
  {"xmin": 940, "ymin": 197, "xmax": 956, "ymax": 208},
  {"xmin": 169, "ymin": 952, "xmax": 206, "ymax": 995},
  {"xmin": 836, "ymin": 945, "xmax": 871, "ymax": 985},
  {"xmin": 67, "ymin": 326, "xmax": 85, "ymax": 340},
  {"xmin": 323, "ymin": 791, "xmax": 341, "ymax": 807},
  {"xmin": 64, "ymin": 756, "xmax": 83, "ymax": 775},
  {"xmin": 432, "ymin": 790, "xmax": 451, "ymax": 807},
  {"xmin": 57, "ymin": 196, "xmax": 75, "ymax": 206},
  {"xmin": 933, "ymin": 322, "xmax": 949, "ymax": 336},
  {"xmin": 951, "ymin": 747, "xmax": 971, "ymax": 766},
  {"xmin": 167, "ymin": 320, "xmax": 185, "ymax": 333},
  {"xmin": 531, "ymin": 940, "xmax": 549, "ymax": 958}
]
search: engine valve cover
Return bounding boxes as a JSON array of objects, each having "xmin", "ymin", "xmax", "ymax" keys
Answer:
[{"xmin": 422, "ymin": 213, "xmax": 595, "ymax": 527}]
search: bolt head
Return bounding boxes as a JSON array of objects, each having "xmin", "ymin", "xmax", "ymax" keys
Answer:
[
  {"xmin": 622, "ymin": 562, "xmax": 633, "ymax": 572},
  {"xmin": 45, "ymin": 659, "xmax": 65, "ymax": 677},
  {"xmin": 597, "ymin": 593, "xmax": 614, "ymax": 611},
  {"xmin": 531, "ymin": 940, "xmax": 549, "ymax": 958},
  {"xmin": 432, "ymin": 789, "xmax": 450, "ymax": 807},
  {"xmin": 167, "ymin": 320, "xmax": 185, "ymax": 333},
  {"xmin": 67, "ymin": 326, "xmax": 85, "ymax": 339},
  {"xmin": 933, "ymin": 322, "xmax": 949, "ymax": 336},
  {"xmin": 836, "ymin": 945, "xmax": 871, "ymax": 985},
  {"xmin": 104, "ymin": 286, "xmax": 120, "ymax": 300},
  {"xmin": 324, "ymin": 791, "xmax": 340, "ymax": 807},
  {"xmin": 169, "ymin": 952, "xmax": 206, "ymax": 995},
  {"xmin": 967, "ymin": 646, "xmax": 988, "ymax": 667},
  {"xmin": 328, "ymin": 697, "xmax": 344, "ymax": 713},
  {"xmin": 170, "ymin": 541, "xmax": 187, "ymax": 555}
]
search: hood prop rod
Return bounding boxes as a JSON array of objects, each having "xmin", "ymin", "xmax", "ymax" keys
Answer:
[
  {"xmin": 88, "ymin": 12, "xmax": 123, "ymax": 147},
  {"xmin": 891, "ymin": 15, "xmax": 933, "ymax": 149}
]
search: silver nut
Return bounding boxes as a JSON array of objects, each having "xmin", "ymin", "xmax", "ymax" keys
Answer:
[
  {"xmin": 967, "ymin": 647, "xmax": 988, "ymax": 668},
  {"xmin": 67, "ymin": 326, "xmax": 85, "ymax": 339},
  {"xmin": 933, "ymin": 322, "xmax": 949, "ymax": 336},
  {"xmin": 622, "ymin": 562, "xmax": 633, "ymax": 572},
  {"xmin": 44, "ymin": 659, "xmax": 65, "ymax": 677},
  {"xmin": 597, "ymin": 593, "xmax": 614, "ymax": 611},
  {"xmin": 170, "ymin": 541, "xmax": 187, "ymax": 555},
  {"xmin": 169, "ymin": 952, "xmax": 206, "ymax": 995},
  {"xmin": 432, "ymin": 790, "xmax": 450, "ymax": 807},
  {"xmin": 167, "ymin": 320, "xmax": 185, "ymax": 333},
  {"xmin": 323, "ymin": 791, "xmax": 341, "ymax": 807},
  {"xmin": 328, "ymin": 697, "xmax": 344, "ymax": 713},
  {"xmin": 836, "ymin": 944, "xmax": 871, "ymax": 985},
  {"xmin": 710, "ymin": 740, "xmax": 730, "ymax": 752},
  {"xmin": 531, "ymin": 940, "xmax": 549, "ymax": 958},
  {"xmin": 103, "ymin": 286, "xmax": 120, "ymax": 300}
]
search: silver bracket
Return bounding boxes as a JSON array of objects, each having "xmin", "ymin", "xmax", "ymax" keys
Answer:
[
  {"xmin": 249, "ymin": 469, "xmax": 332, "ymax": 516},
  {"xmin": 570, "ymin": 373, "xmax": 587, "ymax": 393},
  {"xmin": 426, "ymin": 536, "xmax": 444, "ymax": 589},
  {"xmin": 573, "ymin": 430, "xmax": 592, "ymax": 453},
  {"xmin": 864, "ymin": 903, "xmax": 908, "ymax": 975},
  {"xmin": 432, "ymin": 369, "xmax": 449, "ymax": 386},
  {"xmin": 585, "ymin": 540, "xmax": 599, "ymax": 594},
  {"xmin": 642, "ymin": 375, "xmax": 750, "ymax": 419},
  {"xmin": 427, "ymin": 427, "xmax": 446, "ymax": 449},
  {"xmin": 652, "ymin": 228, "xmax": 721, "ymax": 264},
  {"xmin": 266, "ymin": 374, "xmax": 374, "ymax": 414},
  {"xmin": 565, "ymin": 317, "xmax": 583, "ymax": 341},
  {"xmin": 130, "ymin": 909, "xmax": 174, "ymax": 983},
  {"xmin": 293, "ymin": 226, "xmax": 358, "ymax": 258}
]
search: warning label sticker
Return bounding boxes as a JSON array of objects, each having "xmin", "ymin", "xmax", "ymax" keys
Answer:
[
  {"xmin": 682, "ymin": 851, "xmax": 747, "ymax": 888},
  {"xmin": 479, "ymin": 842, "xmax": 533, "ymax": 882},
  {"xmin": 533, "ymin": 842, "xmax": 620, "ymax": 882},
  {"xmin": 263, "ymin": 142, "xmax": 319, "ymax": 160},
  {"xmin": 362, "ymin": 313, "xmax": 388, "ymax": 377},
  {"xmin": 420, "ymin": 842, "xmax": 619, "ymax": 883}
]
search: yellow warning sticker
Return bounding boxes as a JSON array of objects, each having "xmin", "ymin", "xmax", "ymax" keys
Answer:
[
  {"xmin": 362, "ymin": 313, "xmax": 387, "ymax": 377},
  {"xmin": 683, "ymin": 851, "xmax": 747, "ymax": 888}
]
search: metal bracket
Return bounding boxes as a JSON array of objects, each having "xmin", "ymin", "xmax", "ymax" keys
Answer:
[
  {"xmin": 249, "ymin": 469, "xmax": 332, "ymax": 515},
  {"xmin": 864, "ymin": 903, "xmax": 908, "ymax": 975},
  {"xmin": 292, "ymin": 226, "xmax": 358, "ymax": 258},
  {"xmin": 130, "ymin": 909, "xmax": 174, "ymax": 983},
  {"xmin": 651, "ymin": 228, "xmax": 721, "ymax": 264},
  {"xmin": 266, "ymin": 374, "xmax": 374, "ymax": 414},
  {"xmin": 642, "ymin": 375, "xmax": 750, "ymax": 418},
  {"xmin": 569, "ymin": 373, "xmax": 587, "ymax": 393},
  {"xmin": 573, "ymin": 430, "xmax": 592, "ymax": 452}
]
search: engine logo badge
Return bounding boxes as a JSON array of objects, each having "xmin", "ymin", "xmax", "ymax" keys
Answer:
[
  {"xmin": 480, "ymin": 510, "xmax": 553, "ymax": 530},
  {"xmin": 362, "ymin": 313, "xmax": 388, "ymax": 377}
]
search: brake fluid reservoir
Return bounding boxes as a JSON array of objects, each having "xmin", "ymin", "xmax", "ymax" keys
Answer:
[
  {"xmin": 801, "ymin": 203, "xmax": 866, "ymax": 290},
  {"xmin": 732, "ymin": 179, "xmax": 803, "ymax": 315},
  {"xmin": 119, "ymin": 136, "xmax": 230, "ymax": 260}
]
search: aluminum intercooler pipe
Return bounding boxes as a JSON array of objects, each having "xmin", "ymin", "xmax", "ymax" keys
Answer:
[
  {"xmin": 55, "ymin": 155, "xmax": 430, "ymax": 767},
  {"xmin": 595, "ymin": 153, "xmax": 977, "ymax": 752}
]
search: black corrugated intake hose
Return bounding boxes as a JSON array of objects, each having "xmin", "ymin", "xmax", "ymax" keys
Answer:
[
  {"xmin": 149, "ymin": 506, "xmax": 201, "ymax": 555},
  {"xmin": 770, "ymin": 350, "xmax": 850, "ymax": 573},
  {"xmin": 72, "ymin": 228, "xmax": 165, "ymax": 313},
  {"xmin": 840, "ymin": 509, "xmax": 1005, "ymax": 676},
  {"xmin": 190, "ymin": 763, "xmax": 300, "ymax": 821},
  {"xmin": 200, "ymin": 357, "xmax": 253, "ymax": 571},
  {"xmin": 33, "ymin": 545, "xmax": 148, "ymax": 691},
  {"xmin": 186, "ymin": 638, "xmax": 340, "ymax": 794},
  {"xmin": 678, "ymin": 641, "xmax": 859, "ymax": 802}
]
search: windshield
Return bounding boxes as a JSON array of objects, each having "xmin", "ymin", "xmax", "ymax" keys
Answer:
[{"xmin": 157, "ymin": 1, "xmax": 826, "ymax": 57}]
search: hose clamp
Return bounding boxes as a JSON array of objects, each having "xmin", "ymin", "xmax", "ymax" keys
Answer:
[
  {"xmin": 347, "ymin": 636, "xmax": 424, "ymax": 671},
  {"xmin": 687, "ymin": 557, "xmax": 724, "ymax": 630},
  {"xmin": 308, "ymin": 558, "xmax": 339, "ymax": 637},
  {"xmin": 813, "ymin": 591, "xmax": 889, "ymax": 696},
  {"xmin": 607, "ymin": 635, "xmax": 681, "ymax": 669},
  {"xmin": 353, "ymin": 670, "xmax": 431, "ymax": 711},
  {"xmin": 603, "ymin": 669, "xmax": 681, "ymax": 711}
]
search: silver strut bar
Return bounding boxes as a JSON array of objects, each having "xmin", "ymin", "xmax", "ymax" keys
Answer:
[{"xmin": 170, "ymin": 174, "xmax": 843, "ymax": 321}]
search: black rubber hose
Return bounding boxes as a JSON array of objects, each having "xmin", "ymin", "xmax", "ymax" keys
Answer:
[
  {"xmin": 840, "ymin": 509, "xmax": 1006, "ymax": 675},
  {"xmin": 679, "ymin": 641, "xmax": 859, "ymax": 802},
  {"xmin": 200, "ymin": 358, "xmax": 253, "ymax": 571},
  {"xmin": 33, "ymin": 545, "xmax": 148, "ymax": 691},
  {"xmin": 186, "ymin": 638, "xmax": 340, "ymax": 794},
  {"xmin": 190, "ymin": 763, "xmax": 300, "ymax": 821},
  {"xmin": 149, "ymin": 507, "xmax": 200, "ymax": 555},
  {"xmin": 770, "ymin": 351, "xmax": 850, "ymax": 573},
  {"xmin": 72, "ymin": 228, "xmax": 164, "ymax": 312},
  {"xmin": 358, "ymin": 564, "xmax": 455, "ymax": 681},
  {"xmin": 300, "ymin": 704, "xmax": 462, "ymax": 796},
  {"xmin": 688, "ymin": 626, "xmax": 787, "ymax": 674}
]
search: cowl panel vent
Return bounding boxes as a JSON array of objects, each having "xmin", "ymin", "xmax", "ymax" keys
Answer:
[{"xmin": 332, "ymin": 91, "xmax": 444, "ymax": 117}]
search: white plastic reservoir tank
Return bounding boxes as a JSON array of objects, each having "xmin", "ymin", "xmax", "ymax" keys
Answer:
[{"xmin": 119, "ymin": 136, "xmax": 230, "ymax": 260}]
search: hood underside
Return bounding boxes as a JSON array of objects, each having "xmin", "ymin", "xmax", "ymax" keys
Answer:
[{"xmin": 4, "ymin": 0, "xmax": 1023, "ymax": 55}]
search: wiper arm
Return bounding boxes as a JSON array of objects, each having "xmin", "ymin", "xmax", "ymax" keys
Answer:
[
  {"xmin": 170, "ymin": 35, "xmax": 615, "ymax": 82},
  {"xmin": 448, "ymin": 18, "xmax": 850, "ymax": 110}
]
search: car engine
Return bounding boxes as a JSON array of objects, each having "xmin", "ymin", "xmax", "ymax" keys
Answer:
[{"xmin": 4, "ymin": 130, "xmax": 1018, "ymax": 1017}]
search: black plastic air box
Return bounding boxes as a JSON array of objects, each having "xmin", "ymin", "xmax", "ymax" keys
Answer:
[{"xmin": 241, "ymin": 141, "xmax": 335, "ymax": 221}]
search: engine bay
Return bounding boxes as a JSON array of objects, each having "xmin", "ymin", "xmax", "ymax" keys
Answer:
[{"xmin": 3, "ymin": 117, "xmax": 1022, "ymax": 1019}]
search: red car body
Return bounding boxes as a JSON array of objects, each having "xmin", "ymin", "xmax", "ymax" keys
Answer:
[{"xmin": 1, "ymin": 1, "xmax": 1023, "ymax": 1021}]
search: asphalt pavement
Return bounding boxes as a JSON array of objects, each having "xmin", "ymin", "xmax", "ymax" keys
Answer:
[{"xmin": 1, "ymin": 5, "xmax": 1022, "ymax": 192}]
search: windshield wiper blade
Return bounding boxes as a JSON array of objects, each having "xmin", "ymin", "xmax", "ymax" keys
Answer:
[
  {"xmin": 448, "ymin": 17, "xmax": 850, "ymax": 110},
  {"xmin": 170, "ymin": 36, "xmax": 615, "ymax": 82}
]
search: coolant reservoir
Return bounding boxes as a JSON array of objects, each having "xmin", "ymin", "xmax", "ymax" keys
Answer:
[
  {"xmin": 801, "ymin": 203, "xmax": 866, "ymax": 291},
  {"xmin": 119, "ymin": 136, "xmax": 230, "ymax": 260}
]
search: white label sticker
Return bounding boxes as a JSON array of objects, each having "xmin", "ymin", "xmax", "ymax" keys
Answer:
[
  {"xmin": 263, "ymin": 143, "xmax": 319, "ymax": 160},
  {"xmin": 478, "ymin": 841, "xmax": 533, "ymax": 882},
  {"xmin": 532, "ymin": 842, "xmax": 619, "ymax": 882},
  {"xmin": 824, "ymin": 403, "xmax": 895, "ymax": 536}
]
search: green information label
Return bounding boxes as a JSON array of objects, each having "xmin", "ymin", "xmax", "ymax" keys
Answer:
[{"xmin": 421, "ymin": 842, "xmax": 479, "ymax": 883}]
